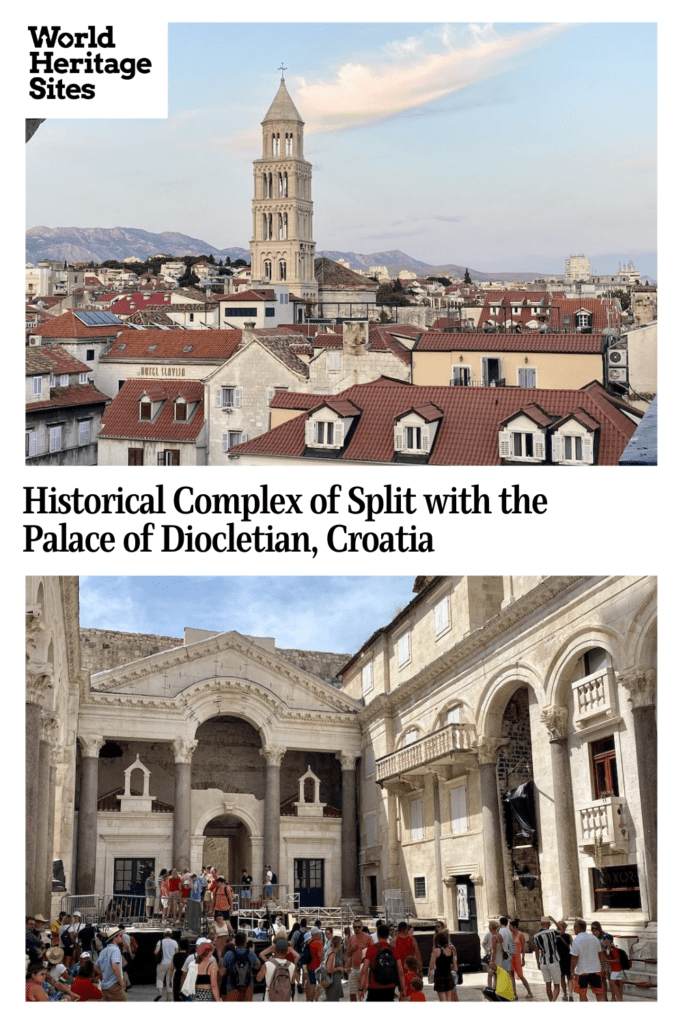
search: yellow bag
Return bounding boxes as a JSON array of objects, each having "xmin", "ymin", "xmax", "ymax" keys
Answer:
[{"xmin": 495, "ymin": 966, "xmax": 515, "ymax": 1001}]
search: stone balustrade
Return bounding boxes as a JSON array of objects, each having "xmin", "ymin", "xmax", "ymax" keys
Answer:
[
  {"xmin": 577, "ymin": 795, "xmax": 627, "ymax": 846},
  {"xmin": 375, "ymin": 723, "xmax": 476, "ymax": 782}
]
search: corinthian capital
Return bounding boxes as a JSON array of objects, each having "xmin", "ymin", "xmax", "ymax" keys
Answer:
[
  {"xmin": 79, "ymin": 733, "xmax": 104, "ymax": 759},
  {"xmin": 26, "ymin": 664, "xmax": 53, "ymax": 704},
  {"xmin": 476, "ymin": 736, "xmax": 509, "ymax": 766},
  {"xmin": 260, "ymin": 745, "xmax": 286, "ymax": 767},
  {"xmin": 617, "ymin": 668, "xmax": 656, "ymax": 709},
  {"xmin": 336, "ymin": 752, "xmax": 358, "ymax": 772},
  {"xmin": 173, "ymin": 738, "xmax": 198, "ymax": 764},
  {"xmin": 40, "ymin": 714, "xmax": 58, "ymax": 745},
  {"xmin": 540, "ymin": 705, "xmax": 569, "ymax": 741},
  {"xmin": 26, "ymin": 606, "xmax": 45, "ymax": 656}
]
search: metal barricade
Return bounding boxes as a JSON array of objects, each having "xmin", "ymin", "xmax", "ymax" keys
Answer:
[
  {"xmin": 59, "ymin": 893, "xmax": 101, "ymax": 922},
  {"xmin": 383, "ymin": 888, "xmax": 410, "ymax": 924}
]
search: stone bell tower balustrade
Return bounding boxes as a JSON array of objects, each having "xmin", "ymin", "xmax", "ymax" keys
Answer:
[
  {"xmin": 577, "ymin": 795, "xmax": 628, "ymax": 849},
  {"xmin": 572, "ymin": 668, "xmax": 617, "ymax": 728},
  {"xmin": 375, "ymin": 724, "xmax": 477, "ymax": 784}
]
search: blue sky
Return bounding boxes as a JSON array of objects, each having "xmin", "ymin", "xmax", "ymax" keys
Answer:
[
  {"xmin": 79, "ymin": 576, "xmax": 416, "ymax": 653},
  {"xmin": 26, "ymin": 21, "xmax": 657, "ymax": 275}
]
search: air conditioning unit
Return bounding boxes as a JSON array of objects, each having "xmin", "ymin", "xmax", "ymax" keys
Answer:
[
  {"xmin": 608, "ymin": 349, "xmax": 628, "ymax": 367},
  {"xmin": 608, "ymin": 367, "xmax": 628, "ymax": 383},
  {"xmin": 28, "ymin": 335, "xmax": 41, "ymax": 346}
]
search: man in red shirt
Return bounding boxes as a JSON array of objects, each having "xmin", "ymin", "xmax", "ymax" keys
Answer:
[
  {"xmin": 345, "ymin": 919, "xmax": 373, "ymax": 1002},
  {"xmin": 359, "ymin": 923, "xmax": 405, "ymax": 1001},
  {"xmin": 304, "ymin": 927, "xmax": 323, "ymax": 1001}
]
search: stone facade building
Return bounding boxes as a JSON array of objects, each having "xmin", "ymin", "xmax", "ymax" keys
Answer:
[{"xmin": 27, "ymin": 576, "xmax": 656, "ymax": 969}]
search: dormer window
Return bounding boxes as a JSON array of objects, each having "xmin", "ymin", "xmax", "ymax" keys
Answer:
[
  {"xmin": 551, "ymin": 431, "xmax": 594, "ymax": 465},
  {"xmin": 140, "ymin": 401, "xmax": 152, "ymax": 421},
  {"xmin": 317, "ymin": 421, "xmax": 335, "ymax": 445},
  {"xmin": 60, "ymin": 374, "xmax": 69, "ymax": 387},
  {"xmin": 305, "ymin": 414, "xmax": 345, "ymax": 449},
  {"xmin": 499, "ymin": 428, "xmax": 545, "ymax": 461},
  {"xmin": 405, "ymin": 426, "xmax": 424, "ymax": 451},
  {"xmin": 79, "ymin": 372, "xmax": 88, "ymax": 384},
  {"xmin": 175, "ymin": 400, "xmax": 187, "ymax": 422},
  {"xmin": 394, "ymin": 405, "xmax": 442, "ymax": 455}
]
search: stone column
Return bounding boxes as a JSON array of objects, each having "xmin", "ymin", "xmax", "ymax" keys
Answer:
[
  {"xmin": 476, "ymin": 737, "xmax": 508, "ymax": 919},
  {"xmin": 34, "ymin": 716, "xmax": 56, "ymax": 917},
  {"xmin": 619, "ymin": 669, "xmax": 657, "ymax": 921},
  {"xmin": 431, "ymin": 772, "xmax": 445, "ymax": 918},
  {"xmin": 260, "ymin": 745, "xmax": 285, "ymax": 881},
  {"xmin": 338, "ymin": 753, "xmax": 359, "ymax": 901},
  {"xmin": 43, "ymin": 747, "xmax": 60, "ymax": 919},
  {"xmin": 76, "ymin": 734, "xmax": 103, "ymax": 895},
  {"xmin": 443, "ymin": 876, "xmax": 458, "ymax": 931},
  {"xmin": 173, "ymin": 739, "xmax": 197, "ymax": 870},
  {"xmin": 540, "ymin": 706, "xmax": 583, "ymax": 917},
  {"xmin": 26, "ymin": 666, "xmax": 52, "ymax": 914}
]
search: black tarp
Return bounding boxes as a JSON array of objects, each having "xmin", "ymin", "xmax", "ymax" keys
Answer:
[{"xmin": 502, "ymin": 780, "xmax": 538, "ymax": 849}]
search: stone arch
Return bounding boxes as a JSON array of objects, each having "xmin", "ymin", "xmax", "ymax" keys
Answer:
[
  {"xmin": 194, "ymin": 798, "xmax": 260, "ymax": 840},
  {"xmin": 626, "ymin": 589, "xmax": 657, "ymax": 670},
  {"xmin": 183, "ymin": 678, "xmax": 286, "ymax": 748},
  {"xmin": 545, "ymin": 625, "xmax": 622, "ymax": 708},
  {"xmin": 476, "ymin": 663, "xmax": 543, "ymax": 737},
  {"xmin": 395, "ymin": 723, "xmax": 422, "ymax": 748},
  {"xmin": 429, "ymin": 696, "xmax": 475, "ymax": 733}
]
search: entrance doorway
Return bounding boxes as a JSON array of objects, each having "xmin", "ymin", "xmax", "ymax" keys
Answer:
[
  {"xmin": 203, "ymin": 814, "xmax": 250, "ymax": 885},
  {"xmin": 113, "ymin": 856, "xmax": 154, "ymax": 917},
  {"xmin": 454, "ymin": 875, "xmax": 478, "ymax": 933},
  {"xmin": 294, "ymin": 859, "xmax": 324, "ymax": 906}
]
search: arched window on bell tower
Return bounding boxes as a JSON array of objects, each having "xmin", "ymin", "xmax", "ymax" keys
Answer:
[
  {"xmin": 272, "ymin": 133, "xmax": 280, "ymax": 156},
  {"xmin": 268, "ymin": 173, "xmax": 273, "ymax": 198},
  {"xmin": 286, "ymin": 132, "xmax": 293, "ymax": 156},
  {"xmin": 268, "ymin": 214, "xmax": 273, "ymax": 240},
  {"xmin": 262, "ymin": 173, "xmax": 268, "ymax": 199},
  {"xmin": 283, "ymin": 214, "xmax": 288, "ymax": 240},
  {"xmin": 264, "ymin": 260, "xmax": 272, "ymax": 281},
  {"xmin": 262, "ymin": 214, "xmax": 268, "ymax": 240},
  {"xmin": 278, "ymin": 172, "xmax": 283, "ymax": 197},
  {"xmin": 279, "ymin": 260, "xmax": 287, "ymax": 281},
  {"xmin": 283, "ymin": 172, "xmax": 288, "ymax": 197}
]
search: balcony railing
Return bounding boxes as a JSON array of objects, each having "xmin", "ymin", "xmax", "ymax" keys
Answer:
[
  {"xmin": 577, "ymin": 796, "xmax": 627, "ymax": 847},
  {"xmin": 375, "ymin": 723, "xmax": 476, "ymax": 782},
  {"xmin": 572, "ymin": 669, "xmax": 616, "ymax": 728}
]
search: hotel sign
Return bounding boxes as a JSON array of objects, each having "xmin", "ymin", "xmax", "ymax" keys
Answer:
[{"xmin": 137, "ymin": 366, "xmax": 187, "ymax": 377}]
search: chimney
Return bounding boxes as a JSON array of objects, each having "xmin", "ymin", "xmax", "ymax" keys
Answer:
[{"xmin": 343, "ymin": 320, "xmax": 368, "ymax": 356}]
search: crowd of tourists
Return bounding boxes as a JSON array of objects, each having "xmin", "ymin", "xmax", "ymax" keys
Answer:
[
  {"xmin": 25, "ymin": 900, "xmax": 631, "ymax": 1003},
  {"xmin": 483, "ymin": 915, "xmax": 631, "ymax": 1002}
]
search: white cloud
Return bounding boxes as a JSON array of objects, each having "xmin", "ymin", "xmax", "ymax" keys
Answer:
[{"xmin": 296, "ymin": 23, "xmax": 569, "ymax": 134}]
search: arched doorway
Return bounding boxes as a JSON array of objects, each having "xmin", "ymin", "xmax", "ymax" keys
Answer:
[{"xmin": 202, "ymin": 813, "xmax": 250, "ymax": 884}]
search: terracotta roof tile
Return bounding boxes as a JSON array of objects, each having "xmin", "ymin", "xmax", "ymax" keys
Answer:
[
  {"xmin": 236, "ymin": 381, "xmax": 639, "ymax": 466},
  {"xmin": 98, "ymin": 378, "xmax": 204, "ymax": 441},
  {"xmin": 100, "ymin": 330, "xmax": 243, "ymax": 361},
  {"xmin": 27, "ymin": 382, "xmax": 108, "ymax": 412},
  {"xmin": 31, "ymin": 309, "xmax": 124, "ymax": 338},
  {"xmin": 220, "ymin": 289, "xmax": 276, "ymax": 303},
  {"xmin": 315, "ymin": 257, "xmax": 376, "ymax": 290},
  {"xmin": 416, "ymin": 331, "xmax": 604, "ymax": 353},
  {"xmin": 26, "ymin": 343, "xmax": 92, "ymax": 375}
]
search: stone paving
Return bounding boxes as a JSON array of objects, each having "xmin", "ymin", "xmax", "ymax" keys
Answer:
[{"xmin": 125, "ymin": 969, "xmax": 651, "ymax": 1002}]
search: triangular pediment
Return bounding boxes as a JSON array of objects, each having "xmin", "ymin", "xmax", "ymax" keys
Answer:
[{"xmin": 89, "ymin": 629, "xmax": 360, "ymax": 716}]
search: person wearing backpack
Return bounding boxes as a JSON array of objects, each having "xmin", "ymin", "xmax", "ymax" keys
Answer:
[
  {"xmin": 359, "ymin": 923, "xmax": 405, "ymax": 1001},
  {"xmin": 256, "ymin": 938, "xmax": 298, "ymax": 1001},
  {"xmin": 603, "ymin": 936, "xmax": 628, "ymax": 1001},
  {"xmin": 220, "ymin": 930, "xmax": 259, "ymax": 1001}
]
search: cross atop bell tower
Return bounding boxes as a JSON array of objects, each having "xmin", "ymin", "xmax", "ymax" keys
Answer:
[{"xmin": 249, "ymin": 74, "xmax": 318, "ymax": 303}]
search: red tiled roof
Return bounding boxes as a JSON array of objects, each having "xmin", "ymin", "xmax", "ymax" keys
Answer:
[
  {"xmin": 479, "ymin": 296, "xmax": 621, "ymax": 333},
  {"xmin": 26, "ymin": 343, "xmax": 92, "ymax": 375},
  {"xmin": 98, "ymin": 378, "xmax": 204, "ymax": 441},
  {"xmin": 27, "ymin": 383, "xmax": 108, "ymax": 412},
  {"xmin": 416, "ymin": 331, "xmax": 604, "ymax": 353},
  {"xmin": 100, "ymin": 331, "xmax": 243, "ymax": 361},
  {"xmin": 220, "ymin": 290, "xmax": 275, "ymax": 303},
  {"xmin": 31, "ymin": 310, "xmax": 124, "ymax": 338},
  {"xmin": 235, "ymin": 381, "xmax": 639, "ymax": 465}
]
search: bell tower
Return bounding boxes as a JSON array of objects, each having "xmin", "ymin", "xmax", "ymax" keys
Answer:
[{"xmin": 250, "ymin": 69, "xmax": 318, "ymax": 302}]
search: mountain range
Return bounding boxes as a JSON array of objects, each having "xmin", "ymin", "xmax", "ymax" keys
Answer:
[{"xmin": 25, "ymin": 226, "xmax": 655, "ymax": 283}]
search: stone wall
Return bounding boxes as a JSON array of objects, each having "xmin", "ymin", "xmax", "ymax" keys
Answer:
[
  {"xmin": 276, "ymin": 647, "xmax": 350, "ymax": 686},
  {"xmin": 80, "ymin": 628, "xmax": 183, "ymax": 676}
]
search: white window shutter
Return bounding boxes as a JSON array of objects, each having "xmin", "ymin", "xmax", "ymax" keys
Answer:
[
  {"xmin": 532, "ymin": 431, "xmax": 546, "ymax": 460},
  {"xmin": 29, "ymin": 432, "xmax": 37, "ymax": 457},
  {"xmin": 333, "ymin": 420, "xmax": 344, "ymax": 446},
  {"xmin": 267, "ymin": 387, "xmax": 275, "ymax": 401},
  {"xmin": 421, "ymin": 427, "xmax": 430, "ymax": 451},
  {"xmin": 216, "ymin": 391, "xmax": 223, "ymax": 407},
  {"xmin": 305, "ymin": 419, "xmax": 315, "ymax": 445},
  {"xmin": 394, "ymin": 425, "xmax": 404, "ymax": 450},
  {"xmin": 233, "ymin": 388, "xmax": 242, "ymax": 408},
  {"xmin": 498, "ymin": 430, "xmax": 511, "ymax": 458},
  {"xmin": 240, "ymin": 432, "xmax": 248, "ymax": 444},
  {"xmin": 551, "ymin": 433, "xmax": 563, "ymax": 462},
  {"xmin": 221, "ymin": 433, "xmax": 229, "ymax": 452},
  {"xmin": 410, "ymin": 798, "xmax": 424, "ymax": 841},
  {"xmin": 582, "ymin": 432, "xmax": 594, "ymax": 464},
  {"xmin": 450, "ymin": 785, "xmax": 467, "ymax": 834}
]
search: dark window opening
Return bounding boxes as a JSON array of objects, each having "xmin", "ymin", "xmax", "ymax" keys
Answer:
[
  {"xmin": 591, "ymin": 735, "xmax": 619, "ymax": 798},
  {"xmin": 592, "ymin": 864, "xmax": 640, "ymax": 910}
]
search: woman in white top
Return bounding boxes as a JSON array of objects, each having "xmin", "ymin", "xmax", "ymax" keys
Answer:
[{"xmin": 154, "ymin": 929, "xmax": 178, "ymax": 1001}]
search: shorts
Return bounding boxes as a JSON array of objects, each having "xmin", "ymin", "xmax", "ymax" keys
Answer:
[
  {"xmin": 578, "ymin": 972, "xmax": 603, "ymax": 992},
  {"xmin": 347, "ymin": 969, "xmax": 361, "ymax": 995},
  {"xmin": 433, "ymin": 973, "xmax": 455, "ymax": 993},
  {"xmin": 540, "ymin": 962, "xmax": 561, "ymax": 985},
  {"xmin": 610, "ymin": 971, "xmax": 624, "ymax": 981},
  {"xmin": 307, "ymin": 969, "xmax": 317, "ymax": 985},
  {"xmin": 102, "ymin": 981, "xmax": 127, "ymax": 1002}
]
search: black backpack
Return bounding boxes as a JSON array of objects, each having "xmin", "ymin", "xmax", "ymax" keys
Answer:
[
  {"xmin": 617, "ymin": 947, "xmax": 631, "ymax": 971},
  {"xmin": 372, "ymin": 946, "xmax": 398, "ymax": 986},
  {"xmin": 270, "ymin": 872, "xmax": 278, "ymax": 885},
  {"xmin": 293, "ymin": 930, "xmax": 306, "ymax": 954},
  {"xmin": 230, "ymin": 949, "xmax": 253, "ymax": 991}
]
